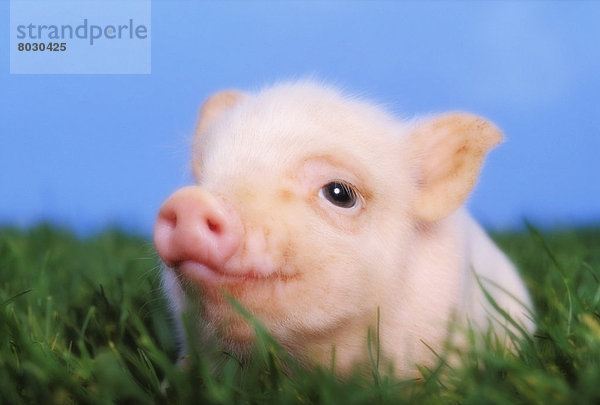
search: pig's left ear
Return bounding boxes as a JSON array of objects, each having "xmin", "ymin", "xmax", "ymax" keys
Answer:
[
  {"xmin": 196, "ymin": 90, "xmax": 246, "ymax": 134},
  {"xmin": 409, "ymin": 113, "xmax": 503, "ymax": 222}
]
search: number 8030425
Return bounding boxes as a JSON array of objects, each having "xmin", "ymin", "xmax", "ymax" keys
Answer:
[{"xmin": 18, "ymin": 42, "xmax": 67, "ymax": 51}]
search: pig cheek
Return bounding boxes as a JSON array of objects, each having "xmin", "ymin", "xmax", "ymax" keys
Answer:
[
  {"xmin": 261, "ymin": 205, "xmax": 380, "ymax": 332},
  {"xmin": 295, "ymin": 222, "xmax": 406, "ymax": 327},
  {"xmin": 280, "ymin": 238, "xmax": 374, "ymax": 331}
]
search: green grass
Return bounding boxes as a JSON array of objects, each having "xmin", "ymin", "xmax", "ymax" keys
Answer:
[{"xmin": 1, "ymin": 223, "xmax": 599, "ymax": 404}]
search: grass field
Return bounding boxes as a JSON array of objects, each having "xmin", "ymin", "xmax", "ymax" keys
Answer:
[{"xmin": 1, "ymin": 223, "xmax": 599, "ymax": 404}]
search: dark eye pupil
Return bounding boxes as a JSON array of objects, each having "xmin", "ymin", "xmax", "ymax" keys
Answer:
[{"xmin": 323, "ymin": 182, "xmax": 357, "ymax": 208}]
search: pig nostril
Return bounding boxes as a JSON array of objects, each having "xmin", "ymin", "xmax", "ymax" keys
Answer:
[
  {"xmin": 206, "ymin": 218, "xmax": 220, "ymax": 233},
  {"xmin": 164, "ymin": 211, "xmax": 177, "ymax": 229}
]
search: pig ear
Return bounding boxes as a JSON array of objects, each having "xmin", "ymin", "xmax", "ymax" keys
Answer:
[
  {"xmin": 196, "ymin": 90, "xmax": 245, "ymax": 134},
  {"xmin": 193, "ymin": 90, "xmax": 245, "ymax": 179},
  {"xmin": 410, "ymin": 112, "xmax": 503, "ymax": 222}
]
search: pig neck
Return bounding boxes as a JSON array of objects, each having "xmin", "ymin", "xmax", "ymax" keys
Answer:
[
  {"xmin": 378, "ymin": 210, "xmax": 468, "ymax": 375},
  {"xmin": 280, "ymin": 315, "xmax": 380, "ymax": 377}
]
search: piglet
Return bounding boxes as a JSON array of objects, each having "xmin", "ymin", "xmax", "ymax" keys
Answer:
[{"xmin": 154, "ymin": 81, "xmax": 534, "ymax": 378}]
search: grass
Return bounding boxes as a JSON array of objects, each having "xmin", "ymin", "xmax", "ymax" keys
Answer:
[{"xmin": 1, "ymin": 223, "xmax": 599, "ymax": 404}]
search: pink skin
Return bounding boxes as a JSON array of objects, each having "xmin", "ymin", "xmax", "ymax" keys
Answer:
[{"xmin": 154, "ymin": 186, "xmax": 252, "ymax": 284}]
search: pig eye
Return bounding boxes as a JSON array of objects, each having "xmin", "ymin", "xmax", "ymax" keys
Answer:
[{"xmin": 319, "ymin": 181, "xmax": 358, "ymax": 209}]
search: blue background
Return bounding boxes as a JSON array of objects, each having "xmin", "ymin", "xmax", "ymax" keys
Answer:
[{"xmin": 1, "ymin": 1, "xmax": 599, "ymax": 235}]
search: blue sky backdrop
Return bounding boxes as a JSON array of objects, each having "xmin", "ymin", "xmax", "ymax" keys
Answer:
[{"xmin": 1, "ymin": 1, "xmax": 599, "ymax": 235}]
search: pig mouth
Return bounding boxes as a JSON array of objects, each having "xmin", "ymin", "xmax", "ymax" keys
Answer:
[{"xmin": 175, "ymin": 260, "xmax": 298, "ymax": 286}]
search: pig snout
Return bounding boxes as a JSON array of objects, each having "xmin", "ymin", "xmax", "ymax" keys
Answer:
[{"xmin": 154, "ymin": 186, "xmax": 242, "ymax": 269}]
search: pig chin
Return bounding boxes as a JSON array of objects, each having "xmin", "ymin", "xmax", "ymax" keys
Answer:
[{"xmin": 206, "ymin": 301, "xmax": 258, "ymax": 348}]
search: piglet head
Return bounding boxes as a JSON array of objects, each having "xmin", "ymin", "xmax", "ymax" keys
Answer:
[{"xmin": 154, "ymin": 82, "xmax": 502, "ymax": 363}]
